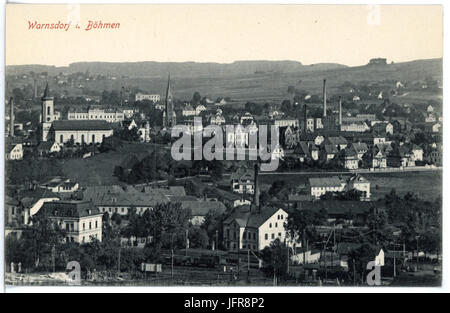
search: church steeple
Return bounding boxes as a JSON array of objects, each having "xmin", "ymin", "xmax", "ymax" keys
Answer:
[
  {"xmin": 41, "ymin": 82, "xmax": 52, "ymax": 100},
  {"xmin": 164, "ymin": 73, "xmax": 174, "ymax": 128}
]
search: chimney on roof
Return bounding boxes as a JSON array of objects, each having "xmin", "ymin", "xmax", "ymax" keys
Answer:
[
  {"xmin": 339, "ymin": 96, "xmax": 342, "ymax": 127},
  {"xmin": 253, "ymin": 163, "xmax": 260, "ymax": 212},
  {"xmin": 323, "ymin": 79, "xmax": 327, "ymax": 117}
]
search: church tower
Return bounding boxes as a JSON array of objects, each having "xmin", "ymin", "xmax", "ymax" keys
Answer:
[
  {"xmin": 164, "ymin": 74, "xmax": 175, "ymax": 128},
  {"xmin": 41, "ymin": 83, "xmax": 55, "ymax": 141}
]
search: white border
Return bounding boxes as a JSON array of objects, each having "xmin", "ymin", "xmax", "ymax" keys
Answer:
[{"xmin": 1, "ymin": 0, "xmax": 448, "ymax": 294}]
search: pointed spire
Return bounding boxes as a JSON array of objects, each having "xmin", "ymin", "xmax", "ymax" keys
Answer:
[
  {"xmin": 166, "ymin": 73, "xmax": 172, "ymax": 98},
  {"xmin": 42, "ymin": 82, "xmax": 51, "ymax": 100}
]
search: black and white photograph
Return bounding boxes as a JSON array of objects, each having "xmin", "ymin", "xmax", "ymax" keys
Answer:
[{"xmin": 1, "ymin": 2, "xmax": 446, "ymax": 293}]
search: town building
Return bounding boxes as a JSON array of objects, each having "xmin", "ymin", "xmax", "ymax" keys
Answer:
[
  {"xmin": 37, "ymin": 141, "xmax": 61, "ymax": 156},
  {"xmin": 341, "ymin": 147, "xmax": 359, "ymax": 169},
  {"xmin": 180, "ymin": 201, "xmax": 227, "ymax": 226},
  {"xmin": 223, "ymin": 205, "xmax": 290, "ymax": 252},
  {"xmin": 274, "ymin": 118, "xmax": 299, "ymax": 128},
  {"xmin": 5, "ymin": 143, "xmax": 23, "ymax": 160},
  {"xmin": 50, "ymin": 120, "xmax": 113, "ymax": 145},
  {"xmin": 135, "ymin": 93, "xmax": 160, "ymax": 103},
  {"xmin": 37, "ymin": 201, "xmax": 103, "ymax": 243},
  {"xmin": 40, "ymin": 178, "xmax": 80, "ymax": 194},
  {"xmin": 352, "ymin": 142, "xmax": 369, "ymax": 160},
  {"xmin": 308, "ymin": 176, "xmax": 346, "ymax": 198},
  {"xmin": 40, "ymin": 83, "xmax": 60, "ymax": 141},
  {"xmin": 230, "ymin": 166, "xmax": 255, "ymax": 194},
  {"xmin": 182, "ymin": 104, "xmax": 196, "ymax": 117},
  {"xmin": 347, "ymin": 174, "xmax": 371, "ymax": 199},
  {"xmin": 67, "ymin": 107, "xmax": 125, "ymax": 123},
  {"xmin": 195, "ymin": 104, "xmax": 207, "ymax": 115}
]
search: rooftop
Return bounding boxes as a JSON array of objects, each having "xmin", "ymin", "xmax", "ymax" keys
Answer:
[
  {"xmin": 39, "ymin": 200, "xmax": 101, "ymax": 218},
  {"xmin": 52, "ymin": 120, "xmax": 112, "ymax": 131},
  {"xmin": 309, "ymin": 176, "xmax": 344, "ymax": 188}
]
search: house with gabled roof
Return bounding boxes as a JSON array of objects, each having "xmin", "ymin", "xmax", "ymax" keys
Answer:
[
  {"xmin": 5, "ymin": 143, "xmax": 23, "ymax": 160},
  {"xmin": 321, "ymin": 144, "xmax": 339, "ymax": 161},
  {"xmin": 347, "ymin": 174, "xmax": 371, "ymax": 199},
  {"xmin": 37, "ymin": 140, "xmax": 61, "ymax": 156},
  {"xmin": 37, "ymin": 200, "xmax": 103, "ymax": 243},
  {"xmin": 230, "ymin": 166, "xmax": 255, "ymax": 194},
  {"xmin": 223, "ymin": 204, "xmax": 290, "ymax": 252},
  {"xmin": 341, "ymin": 147, "xmax": 359, "ymax": 170},
  {"xmin": 325, "ymin": 136, "xmax": 348, "ymax": 150},
  {"xmin": 308, "ymin": 176, "xmax": 346, "ymax": 198},
  {"xmin": 352, "ymin": 142, "xmax": 369, "ymax": 160}
]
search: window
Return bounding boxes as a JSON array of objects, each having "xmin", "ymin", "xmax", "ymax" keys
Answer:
[
  {"xmin": 265, "ymin": 234, "xmax": 268, "ymax": 240},
  {"xmin": 269, "ymin": 223, "xmax": 272, "ymax": 228},
  {"xmin": 89, "ymin": 222, "xmax": 92, "ymax": 230},
  {"xmin": 81, "ymin": 135, "xmax": 85, "ymax": 143},
  {"xmin": 83, "ymin": 223, "xmax": 85, "ymax": 230},
  {"xmin": 92, "ymin": 134, "xmax": 95, "ymax": 143},
  {"xmin": 95, "ymin": 221, "xmax": 98, "ymax": 228},
  {"xmin": 47, "ymin": 106, "xmax": 50, "ymax": 115},
  {"xmin": 278, "ymin": 233, "xmax": 282, "ymax": 237},
  {"xmin": 271, "ymin": 234, "xmax": 275, "ymax": 239},
  {"xmin": 275, "ymin": 223, "xmax": 278, "ymax": 228},
  {"xmin": 60, "ymin": 135, "xmax": 63, "ymax": 143}
]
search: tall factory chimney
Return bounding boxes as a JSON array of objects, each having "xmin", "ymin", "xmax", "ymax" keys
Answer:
[
  {"xmin": 253, "ymin": 163, "xmax": 260, "ymax": 210},
  {"xmin": 304, "ymin": 103, "xmax": 308, "ymax": 132},
  {"xmin": 33, "ymin": 78, "xmax": 37, "ymax": 100},
  {"xmin": 9, "ymin": 97, "xmax": 14, "ymax": 137},
  {"xmin": 339, "ymin": 96, "xmax": 342, "ymax": 126},
  {"xmin": 323, "ymin": 79, "xmax": 327, "ymax": 117}
]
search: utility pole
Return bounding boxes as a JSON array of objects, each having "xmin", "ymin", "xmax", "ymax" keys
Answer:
[
  {"xmin": 353, "ymin": 258, "xmax": 356, "ymax": 286},
  {"xmin": 287, "ymin": 245, "xmax": 290, "ymax": 275},
  {"xmin": 118, "ymin": 247, "xmax": 121, "ymax": 275},
  {"xmin": 247, "ymin": 249, "xmax": 250, "ymax": 282},
  {"xmin": 216, "ymin": 230, "xmax": 219, "ymax": 253},
  {"xmin": 51, "ymin": 245, "xmax": 55, "ymax": 273},
  {"xmin": 185, "ymin": 229, "xmax": 188, "ymax": 257},
  {"xmin": 393, "ymin": 242, "xmax": 396, "ymax": 278},
  {"xmin": 171, "ymin": 233, "xmax": 174, "ymax": 279}
]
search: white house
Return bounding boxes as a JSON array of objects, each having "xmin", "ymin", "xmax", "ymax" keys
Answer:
[
  {"xmin": 135, "ymin": 93, "xmax": 160, "ymax": 103},
  {"xmin": 223, "ymin": 206, "xmax": 291, "ymax": 252},
  {"xmin": 347, "ymin": 174, "xmax": 371, "ymax": 199},
  {"xmin": 182, "ymin": 105, "xmax": 196, "ymax": 117},
  {"xmin": 230, "ymin": 166, "xmax": 255, "ymax": 194},
  {"xmin": 6, "ymin": 143, "xmax": 23, "ymax": 160},
  {"xmin": 411, "ymin": 145, "xmax": 423, "ymax": 162},
  {"xmin": 195, "ymin": 105, "xmax": 207, "ymax": 115},
  {"xmin": 38, "ymin": 201, "xmax": 103, "ymax": 243},
  {"xmin": 309, "ymin": 176, "xmax": 346, "ymax": 198}
]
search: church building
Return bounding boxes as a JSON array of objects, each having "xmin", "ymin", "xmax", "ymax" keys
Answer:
[{"xmin": 40, "ymin": 83, "xmax": 113, "ymax": 144}]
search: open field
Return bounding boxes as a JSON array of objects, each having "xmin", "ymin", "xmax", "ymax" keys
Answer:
[
  {"xmin": 59, "ymin": 142, "xmax": 161, "ymax": 186},
  {"xmin": 7, "ymin": 58, "xmax": 442, "ymax": 107},
  {"xmin": 258, "ymin": 170, "xmax": 442, "ymax": 201}
]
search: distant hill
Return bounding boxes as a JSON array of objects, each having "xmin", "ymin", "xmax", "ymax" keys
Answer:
[{"xmin": 6, "ymin": 60, "xmax": 347, "ymax": 78}]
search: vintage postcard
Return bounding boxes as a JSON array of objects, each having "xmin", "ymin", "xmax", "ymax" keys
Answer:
[{"xmin": 3, "ymin": 3, "xmax": 443, "ymax": 290}]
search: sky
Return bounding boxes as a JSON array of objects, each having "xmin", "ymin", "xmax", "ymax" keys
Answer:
[{"xmin": 5, "ymin": 4, "xmax": 443, "ymax": 67}]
